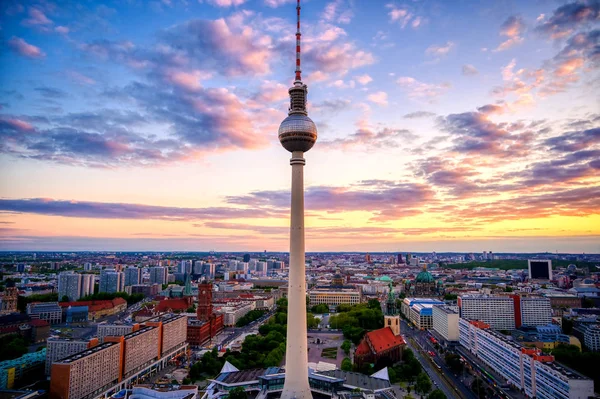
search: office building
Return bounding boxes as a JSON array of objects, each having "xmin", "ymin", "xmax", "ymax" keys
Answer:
[
  {"xmin": 308, "ymin": 287, "xmax": 361, "ymax": 310},
  {"xmin": 45, "ymin": 338, "xmax": 99, "ymax": 375},
  {"xmin": 401, "ymin": 298, "xmax": 444, "ymax": 330},
  {"xmin": 26, "ymin": 302, "xmax": 62, "ymax": 324},
  {"xmin": 99, "ymin": 270, "xmax": 124, "ymax": 293},
  {"xmin": 124, "ymin": 267, "xmax": 141, "ymax": 286},
  {"xmin": 217, "ymin": 302, "xmax": 256, "ymax": 326},
  {"xmin": 432, "ymin": 305, "xmax": 460, "ymax": 341},
  {"xmin": 130, "ymin": 284, "xmax": 160, "ymax": 297},
  {"xmin": 150, "ymin": 267, "xmax": 168, "ymax": 286},
  {"xmin": 83, "ymin": 263, "xmax": 92, "ymax": 271},
  {"xmin": 528, "ymin": 259, "xmax": 553, "ymax": 280},
  {"xmin": 459, "ymin": 318, "xmax": 594, "ymax": 398}
]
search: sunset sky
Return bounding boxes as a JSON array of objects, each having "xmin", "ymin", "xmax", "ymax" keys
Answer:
[{"xmin": 0, "ymin": 0, "xmax": 599, "ymax": 252}]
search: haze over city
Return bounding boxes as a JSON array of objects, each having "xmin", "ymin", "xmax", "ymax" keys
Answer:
[{"xmin": 1, "ymin": 0, "xmax": 599, "ymax": 252}]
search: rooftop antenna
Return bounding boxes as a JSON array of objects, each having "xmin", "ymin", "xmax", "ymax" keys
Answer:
[{"xmin": 295, "ymin": 0, "xmax": 302, "ymax": 84}]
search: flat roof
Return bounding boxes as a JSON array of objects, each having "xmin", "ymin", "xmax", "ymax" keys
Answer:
[
  {"xmin": 319, "ymin": 370, "xmax": 391, "ymax": 391},
  {"xmin": 55, "ymin": 342, "xmax": 118, "ymax": 364}
]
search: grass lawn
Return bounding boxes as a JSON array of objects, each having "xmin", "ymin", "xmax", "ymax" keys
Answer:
[{"xmin": 321, "ymin": 347, "xmax": 338, "ymax": 359}]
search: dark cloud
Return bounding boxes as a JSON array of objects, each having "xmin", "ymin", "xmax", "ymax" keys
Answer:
[
  {"xmin": 437, "ymin": 110, "xmax": 534, "ymax": 158},
  {"xmin": 227, "ymin": 181, "xmax": 435, "ymax": 221},
  {"xmin": 34, "ymin": 87, "xmax": 68, "ymax": 99},
  {"xmin": 536, "ymin": 0, "xmax": 600, "ymax": 39},
  {"xmin": 0, "ymin": 198, "xmax": 284, "ymax": 221},
  {"xmin": 544, "ymin": 127, "xmax": 600, "ymax": 152}
]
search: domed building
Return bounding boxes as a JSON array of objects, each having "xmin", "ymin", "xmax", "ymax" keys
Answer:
[{"xmin": 406, "ymin": 265, "xmax": 442, "ymax": 297}]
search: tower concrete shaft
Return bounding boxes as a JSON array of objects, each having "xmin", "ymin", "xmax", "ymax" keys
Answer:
[{"xmin": 281, "ymin": 151, "xmax": 312, "ymax": 399}]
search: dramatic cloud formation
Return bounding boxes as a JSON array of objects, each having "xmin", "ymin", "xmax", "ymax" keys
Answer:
[
  {"xmin": 1, "ymin": 0, "xmax": 598, "ymax": 251},
  {"xmin": 0, "ymin": 198, "xmax": 284, "ymax": 220}
]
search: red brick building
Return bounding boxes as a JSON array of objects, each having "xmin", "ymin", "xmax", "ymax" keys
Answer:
[
  {"xmin": 354, "ymin": 327, "xmax": 406, "ymax": 368},
  {"xmin": 187, "ymin": 282, "xmax": 224, "ymax": 347}
]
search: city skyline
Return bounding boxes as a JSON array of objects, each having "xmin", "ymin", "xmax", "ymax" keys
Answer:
[{"xmin": 1, "ymin": 0, "xmax": 599, "ymax": 253}]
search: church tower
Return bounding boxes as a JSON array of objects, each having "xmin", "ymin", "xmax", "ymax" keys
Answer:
[{"xmin": 384, "ymin": 282, "xmax": 401, "ymax": 336}]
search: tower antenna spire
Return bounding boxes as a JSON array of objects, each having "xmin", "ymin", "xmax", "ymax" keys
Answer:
[{"xmin": 295, "ymin": 0, "xmax": 302, "ymax": 83}]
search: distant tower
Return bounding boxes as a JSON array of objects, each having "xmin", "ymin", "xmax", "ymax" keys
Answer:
[
  {"xmin": 366, "ymin": 253, "xmax": 372, "ymax": 264},
  {"xmin": 183, "ymin": 273, "xmax": 193, "ymax": 297},
  {"xmin": 384, "ymin": 282, "xmax": 400, "ymax": 336},
  {"xmin": 0, "ymin": 280, "xmax": 18, "ymax": 315},
  {"xmin": 278, "ymin": 1, "xmax": 317, "ymax": 398},
  {"xmin": 197, "ymin": 282, "xmax": 213, "ymax": 322}
]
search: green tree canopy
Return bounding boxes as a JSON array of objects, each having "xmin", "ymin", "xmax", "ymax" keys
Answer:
[
  {"xmin": 427, "ymin": 389, "xmax": 447, "ymax": 399},
  {"xmin": 341, "ymin": 357, "xmax": 352, "ymax": 371},
  {"xmin": 227, "ymin": 387, "xmax": 248, "ymax": 399},
  {"xmin": 415, "ymin": 372, "xmax": 432, "ymax": 395}
]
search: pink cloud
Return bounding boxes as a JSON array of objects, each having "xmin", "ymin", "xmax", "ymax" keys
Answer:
[
  {"xmin": 22, "ymin": 7, "xmax": 52, "ymax": 27},
  {"xmin": 367, "ymin": 91, "xmax": 388, "ymax": 106},
  {"xmin": 7, "ymin": 37, "xmax": 45, "ymax": 58},
  {"xmin": 1, "ymin": 118, "xmax": 35, "ymax": 132}
]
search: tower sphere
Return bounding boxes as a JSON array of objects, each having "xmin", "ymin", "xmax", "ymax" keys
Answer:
[{"xmin": 278, "ymin": 114, "xmax": 317, "ymax": 153}]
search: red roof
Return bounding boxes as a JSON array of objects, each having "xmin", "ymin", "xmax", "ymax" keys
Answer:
[
  {"xmin": 59, "ymin": 298, "xmax": 127, "ymax": 312},
  {"xmin": 29, "ymin": 319, "xmax": 49, "ymax": 327},
  {"xmin": 357, "ymin": 327, "xmax": 406, "ymax": 356},
  {"xmin": 155, "ymin": 298, "xmax": 190, "ymax": 312}
]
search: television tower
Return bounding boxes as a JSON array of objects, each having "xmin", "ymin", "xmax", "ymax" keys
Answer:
[{"xmin": 278, "ymin": 0, "xmax": 317, "ymax": 398}]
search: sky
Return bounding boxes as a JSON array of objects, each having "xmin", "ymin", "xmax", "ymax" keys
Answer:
[{"xmin": 0, "ymin": 0, "xmax": 599, "ymax": 253}]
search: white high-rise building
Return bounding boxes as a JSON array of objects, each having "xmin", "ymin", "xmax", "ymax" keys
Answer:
[
  {"xmin": 83, "ymin": 262, "xmax": 92, "ymax": 271},
  {"xmin": 520, "ymin": 297, "xmax": 552, "ymax": 327},
  {"xmin": 277, "ymin": 1, "xmax": 317, "ymax": 396},
  {"xmin": 124, "ymin": 267, "xmax": 141, "ymax": 286},
  {"xmin": 99, "ymin": 270, "xmax": 124, "ymax": 293},
  {"xmin": 458, "ymin": 295, "xmax": 515, "ymax": 330}
]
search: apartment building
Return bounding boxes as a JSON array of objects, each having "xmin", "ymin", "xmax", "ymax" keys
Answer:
[
  {"xmin": 50, "ymin": 315, "xmax": 188, "ymax": 399},
  {"xmin": 432, "ymin": 305, "xmax": 460, "ymax": 341},
  {"xmin": 458, "ymin": 295, "xmax": 516, "ymax": 330},
  {"xmin": 519, "ymin": 297, "xmax": 552, "ymax": 328},
  {"xmin": 45, "ymin": 337, "xmax": 98, "ymax": 375},
  {"xmin": 50, "ymin": 342, "xmax": 122, "ymax": 399},
  {"xmin": 120, "ymin": 326, "xmax": 161, "ymax": 378},
  {"xmin": 97, "ymin": 323, "xmax": 138, "ymax": 343},
  {"xmin": 459, "ymin": 318, "xmax": 594, "ymax": 399}
]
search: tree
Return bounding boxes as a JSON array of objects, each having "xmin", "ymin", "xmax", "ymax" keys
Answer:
[
  {"xmin": 562, "ymin": 317, "xmax": 574, "ymax": 334},
  {"xmin": 307, "ymin": 313, "xmax": 319, "ymax": 329},
  {"xmin": 583, "ymin": 298, "xmax": 594, "ymax": 308},
  {"xmin": 341, "ymin": 357, "xmax": 352, "ymax": 371},
  {"xmin": 427, "ymin": 389, "xmax": 447, "ymax": 399},
  {"xmin": 61, "ymin": 295, "xmax": 70, "ymax": 302},
  {"xmin": 504, "ymin": 286, "xmax": 514, "ymax": 292},
  {"xmin": 227, "ymin": 387, "xmax": 248, "ymax": 399},
  {"xmin": 368, "ymin": 298, "xmax": 382, "ymax": 310},
  {"xmin": 444, "ymin": 353, "xmax": 463, "ymax": 374},
  {"xmin": 311, "ymin": 303, "xmax": 329, "ymax": 314},
  {"xmin": 443, "ymin": 293, "xmax": 457, "ymax": 301},
  {"xmin": 341, "ymin": 340, "xmax": 352, "ymax": 355},
  {"xmin": 415, "ymin": 372, "xmax": 432, "ymax": 395}
]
